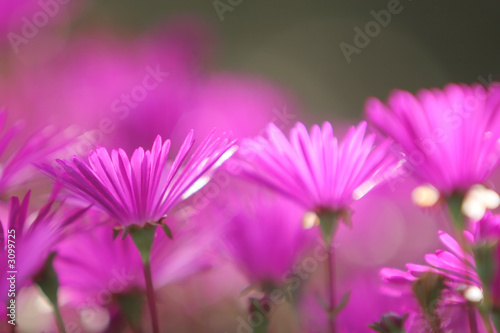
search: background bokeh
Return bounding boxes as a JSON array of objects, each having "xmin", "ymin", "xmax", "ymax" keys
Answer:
[
  {"xmin": 3, "ymin": 1, "xmax": 500, "ymax": 120},
  {"xmin": 2, "ymin": 1, "xmax": 500, "ymax": 332}
]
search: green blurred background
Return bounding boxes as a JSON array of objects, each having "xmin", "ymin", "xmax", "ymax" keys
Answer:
[{"xmin": 73, "ymin": 0, "xmax": 500, "ymax": 119}]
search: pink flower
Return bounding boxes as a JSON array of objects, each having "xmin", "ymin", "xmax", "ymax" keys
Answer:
[
  {"xmin": 44, "ymin": 131, "xmax": 236, "ymax": 228},
  {"xmin": 366, "ymin": 83, "xmax": 500, "ymax": 196},
  {"xmin": 0, "ymin": 191, "xmax": 88, "ymax": 304},
  {"xmin": 239, "ymin": 121, "xmax": 398, "ymax": 213},
  {"xmin": 221, "ymin": 190, "xmax": 315, "ymax": 286}
]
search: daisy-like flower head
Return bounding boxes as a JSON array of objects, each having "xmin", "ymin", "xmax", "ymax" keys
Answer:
[
  {"xmin": 239, "ymin": 121, "xmax": 399, "ymax": 215},
  {"xmin": 0, "ymin": 191, "xmax": 88, "ymax": 304},
  {"xmin": 366, "ymin": 83, "xmax": 500, "ymax": 197},
  {"xmin": 44, "ymin": 130, "xmax": 236, "ymax": 228}
]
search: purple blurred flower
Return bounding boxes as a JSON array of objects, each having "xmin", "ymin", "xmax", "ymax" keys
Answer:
[
  {"xmin": 0, "ymin": 109, "xmax": 73, "ymax": 196},
  {"xmin": 0, "ymin": 191, "xmax": 87, "ymax": 304},
  {"xmin": 1, "ymin": 18, "xmax": 299, "ymax": 156},
  {"xmin": 174, "ymin": 73, "xmax": 300, "ymax": 141},
  {"xmin": 55, "ymin": 215, "xmax": 213, "ymax": 309},
  {"xmin": 1, "ymin": 0, "xmax": 89, "ymax": 47},
  {"xmin": 45, "ymin": 131, "xmax": 236, "ymax": 228},
  {"xmin": 366, "ymin": 83, "xmax": 500, "ymax": 196},
  {"xmin": 472, "ymin": 212, "xmax": 500, "ymax": 304},
  {"xmin": 473, "ymin": 211, "xmax": 500, "ymax": 243},
  {"xmin": 239, "ymin": 121, "xmax": 398, "ymax": 214},
  {"xmin": 221, "ymin": 190, "xmax": 315, "ymax": 287}
]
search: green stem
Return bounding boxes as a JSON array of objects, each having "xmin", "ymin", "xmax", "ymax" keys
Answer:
[
  {"xmin": 143, "ymin": 260, "xmax": 159, "ymax": 333},
  {"xmin": 250, "ymin": 297, "xmax": 270, "ymax": 333},
  {"xmin": 116, "ymin": 291, "xmax": 144, "ymax": 333},
  {"xmin": 53, "ymin": 305, "xmax": 67, "ymax": 333},
  {"xmin": 446, "ymin": 197, "xmax": 482, "ymax": 333},
  {"xmin": 492, "ymin": 308, "xmax": 500, "ymax": 333},
  {"xmin": 327, "ymin": 243, "xmax": 336, "ymax": 333},
  {"xmin": 129, "ymin": 225, "xmax": 159, "ymax": 333},
  {"xmin": 253, "ymin": 321, "xmax": 269, "ymax": 333},
  {"xmin": 35, "ymin": 253, "xmax": 66, "ymax": 333},
  {"xmin": 249, "ymin": 293, "xmax": 271, "ymax": 333},
  {"xmin": 318, "ymin": 211, "xmax": 340, "ymax": 333},
  {"xmin": 446, "ymin": 194, "xmax": 466, "ymax": 232}
]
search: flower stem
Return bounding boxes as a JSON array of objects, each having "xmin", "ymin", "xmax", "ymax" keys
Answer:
[
  {"xmin": 143, "ymin": 260, "xmax": 159, "ymax": 333},
  {"xmin": 318, "ymin": 211, "xmax": 341, "ymax": 333},
  {"xmin": 34, "ymin": 252, "xmax": 66, "ymax": 333},
  {"xmin": 116, "ymin": 291, "xmax": 144, "ymax": 332},
  {"xmin": 446, "ymin": 196, "xmax": 481, "ymax": 333},
  {"xmin": 250, "ymin": 297, "xmax": 270, "ymax": 333},
  {"xmin": 53, "ymin": 305, "xmax": 67, "ymax": 333},
  {"xmin": 327, "ymin": 243, "xmax": 336, "ymax": 333},
  {"xmin": 129, "ymin": 225, "xmax": 159, "ymax": 333}
]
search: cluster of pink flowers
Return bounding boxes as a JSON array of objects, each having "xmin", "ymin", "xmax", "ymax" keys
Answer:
[{"xmin": 2, "ymin": 11, "xmax": 500, "ymax": 333}]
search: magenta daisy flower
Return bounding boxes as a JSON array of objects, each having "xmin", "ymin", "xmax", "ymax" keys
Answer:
[
  {"xmin": 0, "ymin": 191, "xmax": 88, "ymax": 330},
  {"xmin": 45, "ymin": 130, "xmax": 236, "ymax": 229},
  {"xmin": 239, "ymin": 121, "xmax": 398, "ymax": 332},
  {"xmin": 221, "ymin": 190, "xmax": 315, "ymax": 287},
  {"xmin": 239, "ymin": 121, "xmax": 398, "ymax": 215},
  {"xmin": 366, "ymin": 83, "xmax": 500, "ymax": 196},
  {"xmin": 44, "ymin": 130, "xmax": 235, "ymax": 333}
]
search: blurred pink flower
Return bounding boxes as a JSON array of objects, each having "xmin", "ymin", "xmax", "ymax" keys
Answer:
[
  {"xmin": 0, "ymin": 109, "xmax": 73, "ymax": 196},
  {"xmin": 1, "ymin": 0, "xmax": 89, "ymax": 48},
  {"xmin": 1, "ymin": 18, "xmax": 300, "ymax": 156},
  {"xmin": 0, "ymin": 191, "xmax": 88, "ymax": 304},
  {"xmin": 221, "ymin": 190, "xmax": 315, "ymax": 287},
  {"xmin": 366, "ymin": 83, "xmax": 500, "ymax": 196},
  {"xmin": 471, "ymin": 212, "xmax": 500, "ymax": 303},
  {"xmin": 55, "ymin": 215, "xmax": 214, "ymax": 308}
]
